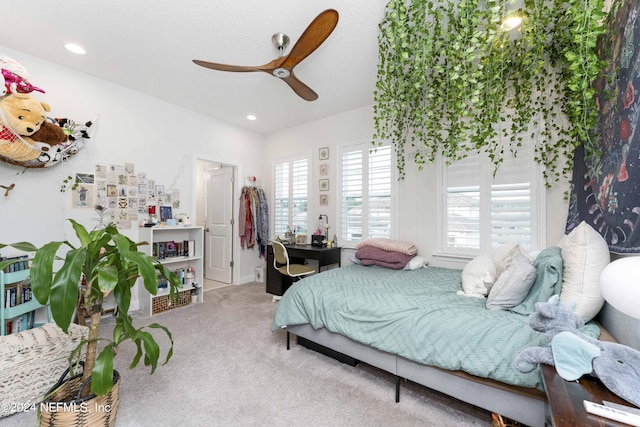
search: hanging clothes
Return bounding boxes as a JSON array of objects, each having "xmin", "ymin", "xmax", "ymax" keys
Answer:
[
  {"xmin": 256, "ymin": 187, "xmax": 270, "ymax": 258},
  {"xmin": 239, "ymin": 186, "xmax": 270, "ymax": 258},
  {"xmin": 239, "ymin": 186, "xmax": 254, "ymax": 249}
]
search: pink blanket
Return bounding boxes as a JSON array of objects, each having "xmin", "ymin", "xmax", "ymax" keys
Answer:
[{"xmin": 355, "ymin": 245, "xmax": 414, "ymax": 270}]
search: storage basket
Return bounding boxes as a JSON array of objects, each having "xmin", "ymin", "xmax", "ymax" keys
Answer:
[
  {"xmin": 39, "ymin": 362, "xmax": 120, "ymax": 427},
  {"xmin": 0, "ymin": 323, "xmax": 88, "ymax": 418},
  {"xmin": 491, "ymin": 413, "xmax": 525, "ymax": 427},
  {"xmin": 151, "ymin": 289, "xmax": 191, "ymax": 315}
]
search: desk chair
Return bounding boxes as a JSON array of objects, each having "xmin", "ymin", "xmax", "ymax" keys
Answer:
[{"xmin": 271, "ymin": 240, "xmax": 315, "ymax": 301}]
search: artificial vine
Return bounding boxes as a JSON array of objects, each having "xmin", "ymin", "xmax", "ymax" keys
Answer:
[{"xmin": 374, "ymin": 0, "xmax": 608, "ymax": 185}]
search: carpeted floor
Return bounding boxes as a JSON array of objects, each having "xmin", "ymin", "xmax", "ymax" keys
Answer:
[{"xmin": 4, "ymin": 283, "xmax": 493, "ymax": 426}]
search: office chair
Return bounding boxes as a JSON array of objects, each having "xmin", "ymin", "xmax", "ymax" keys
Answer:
[{"xmin": 271, "ymin": 240, "xmax": 315, "ymax": 301}]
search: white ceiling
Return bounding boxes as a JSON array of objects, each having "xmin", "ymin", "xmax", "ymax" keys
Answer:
[{"xmin": 0, "ymin": 1, "xmax": 388, "ymax": 134}]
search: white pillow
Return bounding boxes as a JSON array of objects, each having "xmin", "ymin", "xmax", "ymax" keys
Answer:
[
  {"xmin": 557, "ymin": 221, "xmax": 610, "ymax": 321},
  {"xmin": 458, "ymin": 253, "xmax": 496, "ymax": 298},
  {"xmin": 486, "ymin": 252, "xmax": 537, "ymax": 310},
  {"xmin": 404, "ymin": 256, "xmax": 429, "ymax": 270}
]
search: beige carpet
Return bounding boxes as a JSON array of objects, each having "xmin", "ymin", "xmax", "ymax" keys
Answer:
[{"xmin": 4, "ymin": 283, "xmax": 493, "ymax": 426}]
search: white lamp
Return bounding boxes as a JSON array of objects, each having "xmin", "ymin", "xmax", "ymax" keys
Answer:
[{"xmin": 600, "ymin": 256, "xmax": 640, "ymax": 319}]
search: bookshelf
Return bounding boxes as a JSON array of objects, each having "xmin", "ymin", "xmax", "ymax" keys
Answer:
[
  {"xmin": 1, "ymin": 269, "xmax": 50, "ymax": 335},
  {"xmin": 138, "ymin": 226, "xmax": 204, "ymax": 316}
]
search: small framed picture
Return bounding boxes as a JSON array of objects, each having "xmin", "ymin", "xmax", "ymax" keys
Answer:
[
  {"xmin": 319, "ymin": 147, "xmax": 329, "ymax": 160},
  {"xmin": 295, "ymin": 234, "xmax": 308, "ymax": 245},
  {"xmin": 319, "ymin": 164, "xmax": 329, "ymax": 176},
  {"xmin": 319, "ymin": 179, "xmax": 329, "ymax": 191},
  {"xmin": 319, "ymin": 194, "xmax": 328, "ymax": 206},
  {"xmin": 159, "ymin": 206, "xmax": 173, "ymax": 223}
]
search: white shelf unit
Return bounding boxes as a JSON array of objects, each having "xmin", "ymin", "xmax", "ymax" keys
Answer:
[
  {"xmin": 1, "ymin": 269, "xmax": 50, "ymax": 335},
  {"xmin": 138, "ymin": 226, "xmax": 204, "ymax": 316}
]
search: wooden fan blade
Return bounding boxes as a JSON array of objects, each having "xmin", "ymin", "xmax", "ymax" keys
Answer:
[
  {"xmin": 281, "ymin": 72, "xmax": 318, "ymax": 101},
  {"xmin": 192, "ymin": 59, "xmax": 260, "ymax": 73},
  {"xmin": 281, "ymin": 9, "xmax": 339, "ymax": 69}
]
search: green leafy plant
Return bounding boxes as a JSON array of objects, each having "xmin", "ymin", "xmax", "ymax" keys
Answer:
[
  {"xmin": 374, "ymin": 0, "xmax": 608, "ymax": 185},
  {"xmin": 0, "ymin": 219, "xmax": 181, "ymax": 396}
]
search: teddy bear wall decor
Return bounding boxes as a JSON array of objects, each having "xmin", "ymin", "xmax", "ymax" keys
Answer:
[
  {"xmin": 514, "ymin": 295, "xmax": 640, "ymax": 408},
  {"xmin": 0, "ymin": 54, "xmax": 91, "ymax": 169}
]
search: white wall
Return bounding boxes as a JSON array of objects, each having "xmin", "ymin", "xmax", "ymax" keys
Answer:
[
  {"xmin": 0, "ymin": 47, "xmax": 267, "ymax": 307},
  {"xmin": 264, "ymin": 105, "xmax": 571, "ymax": 268}
]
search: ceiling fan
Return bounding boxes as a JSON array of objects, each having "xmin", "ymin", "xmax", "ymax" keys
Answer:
[{"xmin": 192, "ymin": 9, "xmax": 339, "ymax": 101}]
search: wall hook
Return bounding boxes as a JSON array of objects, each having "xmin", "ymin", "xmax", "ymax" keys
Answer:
[{"xmin": 1, "ymin": 183, "xmax": 15, "ymax": 197}]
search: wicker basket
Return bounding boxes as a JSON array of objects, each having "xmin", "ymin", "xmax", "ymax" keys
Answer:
[
  {"xmin": 0, "ymin": 323, "xmax": 88, "ymax": 418},
  {"xmin": 491, "ymin": 413, "xmax": 525, "ymax": 427},
  {"xmin": 152, "ymin": 289, "xmax": 191, "ymax": 315},
  {"xmin": 39, "ymin": 363, "xmax": 120, "ymax": 427}
]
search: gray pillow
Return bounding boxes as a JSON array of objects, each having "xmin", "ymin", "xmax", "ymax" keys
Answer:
[{"xmin": 486, "ymin": 252, "xmax": 537, "ymax": 310}]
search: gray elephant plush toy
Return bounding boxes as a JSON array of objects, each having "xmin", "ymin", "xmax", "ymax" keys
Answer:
[{"xmin": 515, "ymin": 295, "xmax": 640, "ymax": 407}]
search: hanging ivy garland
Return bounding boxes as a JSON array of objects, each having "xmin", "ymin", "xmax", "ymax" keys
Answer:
[{"xmin": 374, "ymin": 0, "xmax": 608, "ymax": 185}]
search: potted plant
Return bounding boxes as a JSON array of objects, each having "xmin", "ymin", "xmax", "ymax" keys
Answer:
[{"xmin": 0, "ymin": 219, "xmax": 181, "ymax": 425}]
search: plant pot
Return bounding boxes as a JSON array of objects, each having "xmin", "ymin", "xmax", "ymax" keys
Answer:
[{"xmin": 39, "ymin": 363, "xmax": 120, "ymax": 427}]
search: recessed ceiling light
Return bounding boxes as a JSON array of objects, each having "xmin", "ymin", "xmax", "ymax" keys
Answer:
[
  {"xmin": 246, "ymin": 115, "xmax": 257, "ymax": 121},
  {"xmin": 64, "ymin": 43, "xmax": 86, "ymax": 55}
]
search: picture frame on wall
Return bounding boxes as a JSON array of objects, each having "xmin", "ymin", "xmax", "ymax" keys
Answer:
[
  {"xmin": 319, "ymin": 164, "xmax": 329, "ymax": 175},
  {"xmin": 319, "ymin": 179, "xmax": 329, "ymax": 191},
  {"xmin": 319, "ymin": 194, "xmax": 328, "ymax": 206},
  {"xmin": 319, "ymin": 147, "xmax": 329, "ymax": 160}
]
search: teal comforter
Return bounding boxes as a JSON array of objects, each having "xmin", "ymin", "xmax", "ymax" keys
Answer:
[{"xmin": 272, "ymin": 264, "xmax": 599, "ymax": 390}]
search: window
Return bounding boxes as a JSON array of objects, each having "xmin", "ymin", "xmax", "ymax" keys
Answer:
[
  {"xmin": 438, "ymin": 143, "xmax": 544, "ymax": 256},
  {"xmin": 339, "ymin": 142, "xmax": 394, "ymax": 243},
  {"xmin": 273, "ymin": 156, "xmax": 309, "ymax": 236}
]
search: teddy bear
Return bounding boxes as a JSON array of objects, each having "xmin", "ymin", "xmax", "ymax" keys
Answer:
[
  {"xmin": 514, "ymin": 295, "xmax": 640, "ymax": 407},
  {"xmin": 0, "ymin": 93, "xmax": 50, "ymax": 161},
  {"xmin": 29, "ymin": 119, "xmax": 69, "ymax": 165}
]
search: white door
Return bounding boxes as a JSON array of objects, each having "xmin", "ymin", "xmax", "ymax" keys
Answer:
[{"xmin": 205, "ymin": 166, "xmax": 234, "ymax": 283}]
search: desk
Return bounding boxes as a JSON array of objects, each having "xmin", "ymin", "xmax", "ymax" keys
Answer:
[
  {"xmin": 542, "ymin": 364, "xmax": 633, "ymax": 426},
  {"xmin": 266, "ymin": 244, "xmax": 341, "ymax": 296}
]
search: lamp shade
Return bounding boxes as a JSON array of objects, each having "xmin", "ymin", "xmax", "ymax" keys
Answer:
[{"xmin": 600, "ymin": 256, "xmax": 640, "ymax": 320}]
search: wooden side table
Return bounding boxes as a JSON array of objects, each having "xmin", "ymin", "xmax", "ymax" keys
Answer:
[{"xmin": 542, "ymin": 364, "xmax": 637, "ymax": 426}]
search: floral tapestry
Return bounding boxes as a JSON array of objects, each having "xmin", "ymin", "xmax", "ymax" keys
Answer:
[{"xmin": 567, "ymin": 0, "xmax": 640, "ymax": 253}]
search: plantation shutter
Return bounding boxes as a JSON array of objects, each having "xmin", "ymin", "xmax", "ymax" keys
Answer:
[
  {"xmin": 491, "ymin": 145, "xmax": 532, "ymax": 249},
  {"xmin": 445, "ymin": 153, "xmax": 482, "ymax": 251},
  {"xmin": 443, "ymin": 144, "xmax": 535, "ymax": 254},
  {"xmin": 340, "ymin": 143, "xmax": 392, "ymax": 242},
  {"xmin": 273, "ymin": 156, "xmax": 309, "ymax": 236}
]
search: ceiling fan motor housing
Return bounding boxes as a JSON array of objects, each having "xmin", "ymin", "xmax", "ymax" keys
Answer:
[{"xmin": 272, "ymin": 33, "xmax": 290, "ymax": 51}]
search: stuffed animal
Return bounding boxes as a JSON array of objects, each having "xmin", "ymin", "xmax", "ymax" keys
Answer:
[
  {"xmin": 515, "ymin": 295, "xmax": 640, "ymax": 407},
  {"xmin": 55, "ymin": 118, "xmax": 92, "ymax": 143},
  {"xmin": 0, "ymin": 54, "xmax": 44, "ymax": 96},
  {"xmin": 29, "ymin": 119, "xmax": 69, "ymax": 165},
  {"xmin": 0, "ymin": 93, "xmax": 50, "ymax": 161}
]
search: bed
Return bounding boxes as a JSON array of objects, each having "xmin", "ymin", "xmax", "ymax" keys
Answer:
[{"xmin": 272, "ymin": 225, "xmax": 612, "ymax": 427}]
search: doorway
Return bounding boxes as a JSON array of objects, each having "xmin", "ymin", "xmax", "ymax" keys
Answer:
[{"xmin": 196, "ymin": 159, "xmax": 236, "ymax": 289}]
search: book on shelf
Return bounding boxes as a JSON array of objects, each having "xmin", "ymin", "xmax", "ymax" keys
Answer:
[
  {"xmin": 4, "ymin": 279, "xmax": 33, "ymax": 308},
  {"xmin": 4, "ymin": 310, "xmax": 37, "ymax": 334},
  {"xmin": 0, "ymin": 255, "xmax": 29, "ymax": 273},
  {"xmin": 153, "ymin": 240, "xmax": 196, "ymax": 260}
]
